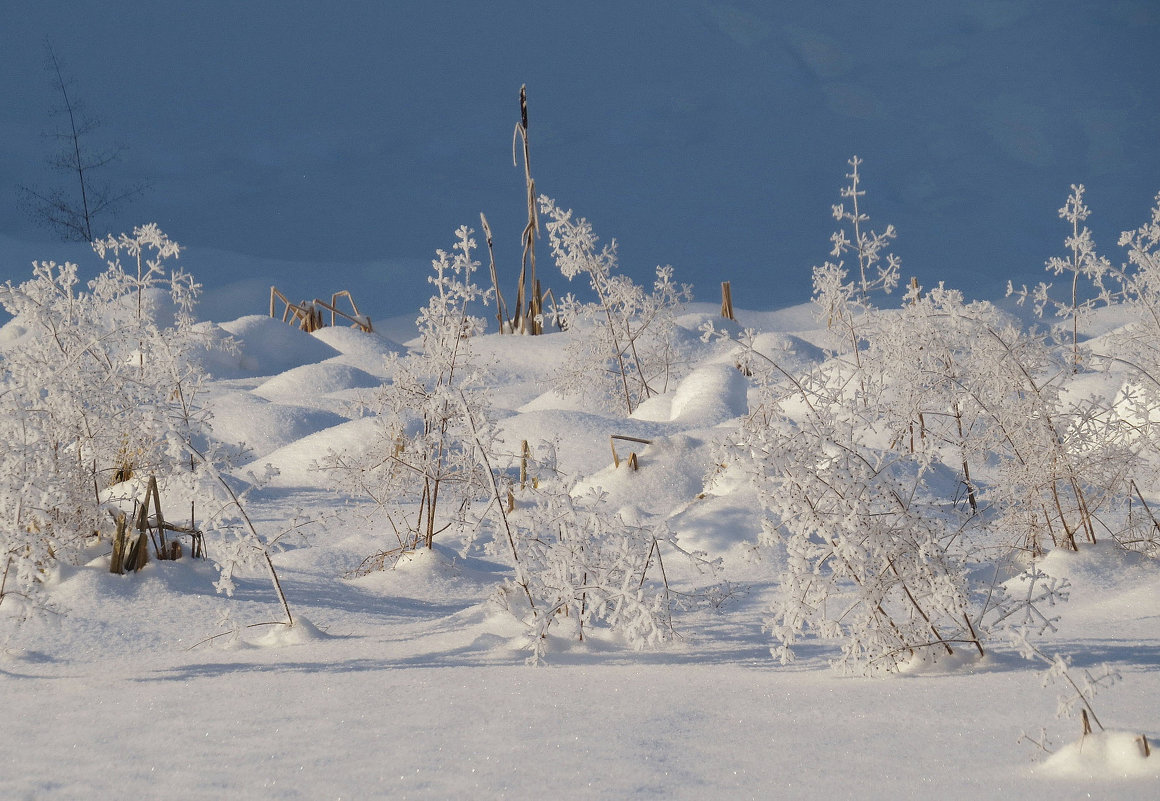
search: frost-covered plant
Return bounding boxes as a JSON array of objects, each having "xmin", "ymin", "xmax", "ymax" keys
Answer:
[
  {"xmin": 184, "ymin": 444, "xmax": 299, "ymax": 627},
  {"xmin": 861, "ymin": 285, "xmax": 994, "ymax": 511},
  {"xmin": 967, "ymin": 321, "xmax": 1135, "ymax": 553},
  {"xmin": 866, "ymin": 275, "xmax": 1138, "ymax": 558},
  {"xmin": 0, "ymin": 225, "xmax": 216, "ymax": 619},
  {"xmin": 715, "ymin": 173, "xmax": 1146, "ymax": 673},
  {"xmin": 540, "ymin": 195, "xmax": 691, "ymax": 414},
  {"xmin": 830, "ymin": 155, "xmax": 901, "ymax": 299},
  {"xmin": 489, "ymin": 459, "xmax": 675, "ymax": 664},
  {"xmin": 327, "ymin": 225, "xmax": 492, "ymax": 560},
  {"xmin": 1009, "ymin": 184, "xmax": 1113, "ymax": 370},
  {"xmin": 1100, "ymin": 193, "xmax": 1160, "ymax": 424},
  {"xmin": 728, "ymin": 353, "xmax": 982, "ymax": 673},
  {"xmin": 709, "ymin": 168, "xmax": 984, "ymax": 671},
  {"xmin": 813, "ymin": 156, "xmax": 900, "ymax": 365}
]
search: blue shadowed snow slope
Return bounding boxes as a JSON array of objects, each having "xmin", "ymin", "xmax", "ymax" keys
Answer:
[{"xmin": 1, "ymin": 1, "xmax": 1157, "ymax": 321}]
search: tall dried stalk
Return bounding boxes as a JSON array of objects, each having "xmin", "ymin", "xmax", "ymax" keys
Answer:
[
  {"xmin": 481, "ymin": 213, "xmax": 508, "ymax": 332},
  {"xmin": 513, "ymin": 84, "xmax": 542, "ymax": 334}
]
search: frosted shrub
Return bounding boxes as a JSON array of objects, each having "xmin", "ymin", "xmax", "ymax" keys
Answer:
[
  {"xmin": 540, "ymin": 195, "xmax": 691, "ymax": 415},
  {"xmin": 727, "ymin": 348, "xmax": 982, "ymax": 673},
  {"xmin": 1104, "ymin": 193, "xmax": 1160, "ymax": 432},
  {"xmin": 0, "ymin": 225, "xmax": 216, "ymax": 619},
  {"xmin": 866, "ymin": 285, "xmax": 1134, "ymax": 555},
  {"xmin": 488, "ymin": 460, "xmax": 674, "ymax": 664},
  {"xmin": 718, "ymin": 161, "xmax": 1143, "ymax": 673},
  {"xmin": 710, "ymin": 162, "xmax": 983, "ymax": 672},
  {"xmin": 327, "ymin": 226, "xmax": 492, "ymax": 561},
  {"xmin": 1008, "ymin": 184, "xmax": 1113, "ymax": 371},
  {"xmin": 813, "ymin": 156, "xmax": 900, "ymax": 364}
]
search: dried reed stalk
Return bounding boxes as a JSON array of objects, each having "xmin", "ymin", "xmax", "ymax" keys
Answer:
[
  {"xmin": 481, "ymin": 213, "xmax": 509, "ymax": 332},
  {"xmin": 610, "ymin": 435, "xmax": 651, "ymax": 469},
  {"xmin": 514, "ymin": 84, "xmax": 541, "ymax": 334},
  {"xmin": 109, "ymin": 512, "xmax": 128, "ymax": 575}
]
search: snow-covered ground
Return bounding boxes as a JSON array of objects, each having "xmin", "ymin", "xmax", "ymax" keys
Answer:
[{"xmin": 1, "ymin": 242, "xmax": 1157, "ymax": 799}]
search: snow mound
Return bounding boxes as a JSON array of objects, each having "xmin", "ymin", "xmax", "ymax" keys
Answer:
[
  {"xmin": 253, "ymin": 360, "xmax": 381, "ymax": 399},
  {"xmin": 576, "ymin": 433, "xmax": 714, "ymax": 518},
  {"xmin": 1039, "ymin": 730, "xmax": 1158, "ymax": 779},
  {"xmin": 253, "ymin": 617, "xmax": 329, "ymax": 647},
  {"xmin": 667, "ymin": 363, "xmax": 749, "ymax": 426},
  {"xmin": 308, "ymin": 325, "xmax": 404, "ymax": 373},
  {"xmin": 248, "ymin": 416, "xmax": 379, "ymax": 488},
  {"xmin": 1036, "ymin": 542, "xmax": 1157, "ymax": 595},
  {"xmin": 519, "ymin": 387, "xmax": 595, "ymax": 413},
  {"xmin": 352, "ymin": 543, "xmax": 507, "ymax": 599},
  {"xmin": 210, "ymin": 315, "xmax": 341, "ymax": 377},
  {"xmin": 209, "ymin": 392, "xmax": 348, "ymax": 459},
  {"xmin": 496, "ymin": 409, "xmax": 667, "ymax": 477}
]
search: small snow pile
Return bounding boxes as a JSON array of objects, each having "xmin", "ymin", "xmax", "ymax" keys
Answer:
[
  {"xmin": 247, "ymin": 416, "xmax": 379, "ymax": 488},
  {"xmin": 666, "ymin": 362, "xmax": 749, "ymax": 427},
  {"xmin": 254, "ymin": 617, "xmax": 328, "ymax": 647},
  {"xmin": 1039, "ymin": 731, "xmax": 1157, "ymax": 779},
  {"xmin": 308, "ymin": 324, "xmax": 405, "ymax": 371},
  {"xmin": 253, "ymin": 360, "xmax": 381, "ymax": 399},
  {"xmin": 206, "ymin": 314, "xmax": 341, "ymax": 378}
]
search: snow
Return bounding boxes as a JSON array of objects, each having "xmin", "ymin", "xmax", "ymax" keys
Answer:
[
  {"xmin": 1040, "ymin": 731, "xmax": 1159, "ymax": 780},
  {"xmin": 2, "ymin": 247, "xmax": 1158, "ymax": 799},
  {"xmin": 4, "ymin": 18, "xmax": 1160, "ymax": 780}
]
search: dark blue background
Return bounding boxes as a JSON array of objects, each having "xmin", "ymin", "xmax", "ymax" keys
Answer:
[{"xmin": 3, "ymin": 2, "xmax": 1158, "ymax": 320}]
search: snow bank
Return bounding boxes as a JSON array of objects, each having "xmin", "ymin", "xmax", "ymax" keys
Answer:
[
  {"xmin": 209, "ymin": 392, "xmax": 348, "ymax": 459},
  {"xmin": 253, "ymin": 360, "xmax": 381, "ymax": 400},
  {"xmin": 1039, "ymin": 730, "xmax": 1158, "ymax": 779},
  {"xmin": 667, "ymin": 363, "xmax": 749, "ymax": 427},
  {"xmin": 205, "ymin": 315, "xmax": 341, "ymax": 378}
]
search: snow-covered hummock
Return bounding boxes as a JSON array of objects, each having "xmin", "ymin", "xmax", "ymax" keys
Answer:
[
  {"xmin": 1, "ymin": 293, "xmax": 1158, "ymax": 801},
  {"xmin": 1040, "ymin": 731, "xmax": 1158, "ymax": 780}
]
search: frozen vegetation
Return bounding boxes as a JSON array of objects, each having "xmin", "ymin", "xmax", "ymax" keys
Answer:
[{"xmin": 1, "ymin": 172, "xmax": 1159, "ymax": 799}]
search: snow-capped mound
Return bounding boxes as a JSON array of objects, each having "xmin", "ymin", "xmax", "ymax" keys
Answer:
[
  {"xmin": 496, "ymin": 409, "xmax": 668, "ymax": 477},
  {"xmin": 247, "ymin": 416, "xmax": 379, "ymax": 488},
  {"xmin": 1036, "ymin": 542, "xmax": 1157, "ymax": 597},
  {"xmin": 209, "ymin": 392, "xmax": 349, "ymax": 459},
  {"xmin": 208, "ymin": 315, "xmax": 342, "ymax": 378},
  {"xmin": 1039, "ymin": 730, "xmax": 1158, "ymax": 779},
  {"xmin": 574, "ymin": 433, "xmax": 716, "ymax": 519},
  {"xmin": 309, "ymin": 325, "xmax": 405, "ymax": 375},
  {"xmin": 253, "ymin": 360, "xmax": 382, "ymax": 400},
  {"xmin": 0, "ymin": 318, "xmax": 31, "ymax": 348},
  {"xmin": 518, "ymin": 387, "xmax": 596, "ymax": 413},
  {"xmin": 254, "ymin": 617, "xmax": 330, "ymax": 647},
  {"xmin": 667, "ymin": 363, "xmax": 749, "ymax": 427}
]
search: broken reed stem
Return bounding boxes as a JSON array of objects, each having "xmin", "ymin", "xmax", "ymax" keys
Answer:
[
  {"xmin": 720, "ymin": 281, "xmax": 735, "ymax": 320},
  {"xmin": 514, "ymin": 84, "xmax": 540, "ymax": 334},
  {"xmin": 109, "ymin": 512, "xmax": 128, "ymax": 574},
  {"xmin": 520, "ymin": 440, "xmax": 530, "ymax": 488},
  {"xmin": 269, "ymin": 286, "xmax": 372, "ymax": 333},
  {"xmin": 610, "ymin": 435, "xmax": 651, "ymax": 469},
  {"xmin": 481, "ymin": 213, "xmax": 508, "ymax": 332}
]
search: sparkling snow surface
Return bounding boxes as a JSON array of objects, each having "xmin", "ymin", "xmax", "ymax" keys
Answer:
[{"xmin": 2, "ymin": 283, "xmax": 1157, "ymax": 799}]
